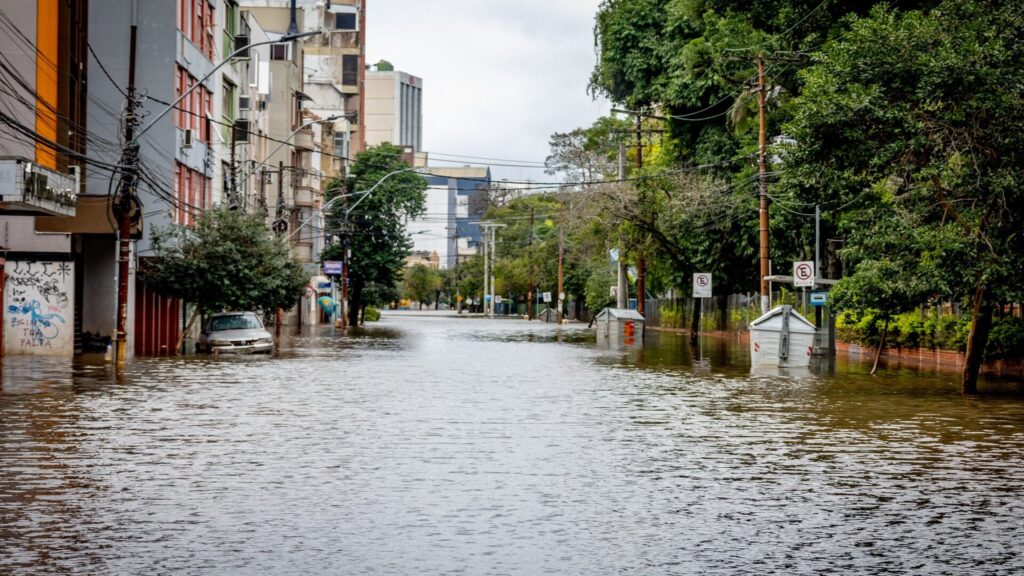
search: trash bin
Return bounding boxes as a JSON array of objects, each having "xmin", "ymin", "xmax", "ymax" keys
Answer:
[
  {"xmin": 749, "ymin": 305, "xmax": 816, "ymax": 368},
  {"xmin": 594, "ymin": 308, "xmax": 645, "ymax": 347}
]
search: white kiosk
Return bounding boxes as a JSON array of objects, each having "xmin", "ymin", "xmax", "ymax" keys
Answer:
[{"xmin": 749, "ymin": 305, "xmax": 817, "ymax": 368}]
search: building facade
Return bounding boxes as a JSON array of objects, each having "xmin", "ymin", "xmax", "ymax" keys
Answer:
[{"xmin": 365, "ymin": 64, "xmax": 422, "ymax": 151}]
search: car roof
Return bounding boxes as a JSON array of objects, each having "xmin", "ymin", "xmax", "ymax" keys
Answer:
[{"xmin": 210, "ymin": 311, "xmax": 257, "ymax": 317}]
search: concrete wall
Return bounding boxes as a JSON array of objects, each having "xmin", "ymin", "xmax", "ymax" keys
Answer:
[
  {"xmin": 88, "ymin": 0, "xmax": 176, "ymax": 254},
  {"xmin": 365, "ymin": 70, "xmax": 422, "ymax": 150},
  {"xmin": 80, "ymin": 236, "xmax": 116, "ymax": 337},
  {"xmin": 364, "ymin": 72, "xmax": 397, "ymax": 147},
  {"xmin": 0, "ymin": 2, "xmax": 37, "ymax": 161},
  {"xmin": 4, "ymin": 260, "xmax": 75, "ymax": 355}
]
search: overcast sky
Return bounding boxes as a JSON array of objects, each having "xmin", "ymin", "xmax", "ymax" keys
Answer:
[{"xmin": 366, "ymin": 0, "xmax": 609, "ymax": 182}]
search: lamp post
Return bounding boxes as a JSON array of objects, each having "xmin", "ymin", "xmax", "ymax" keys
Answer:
[
  {"xmin": 112, "ymin": 28, "xmax": 319, "ymax": 365},
  {"xmin": 287, "ymin": 166, "xmax": 423, "ymax": 328}
]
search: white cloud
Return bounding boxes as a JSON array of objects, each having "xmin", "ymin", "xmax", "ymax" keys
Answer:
[{"xmin": 366, "ymin": 0, "xmax": 608, "ymax": 181}]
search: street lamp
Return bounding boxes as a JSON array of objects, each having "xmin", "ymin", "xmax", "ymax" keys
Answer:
[
  {"xmin": 287, "ymin": 166, "xmax": 424, "ymax": 329},
  {"xmin": 288, "ymin": 166, "xmax": 424, "ymax": 240},
  {"xmin": 135, "ymin": 31, "xmax": 321, "ymax": 141}
]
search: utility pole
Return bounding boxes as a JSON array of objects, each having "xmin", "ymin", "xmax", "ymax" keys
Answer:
[
  {"xmin": 635, "ymin": 113, "xmax": 646, "ymax": 316},
  {"xmin": 527, "ymin": 207, "xmax": 535, "ymax": 320},
  {"xmin": 490, "ymin": 225, "xmax": 497, "ymax": 316},
  {"xmin": 757, "ymin": 53, "xmax": 771, "ymax": 313},
  {"xmin": 229, "ymin": 129, "xmax": 237, "ymax": 208},
  {"xmin": 275, "ymin": 160, "xmax": 285, "ymax": 337},
  {"xmin": 113, "ymin": 9, "xmax": 140, "ymax": 366},
  {"xmin": 482, "ymin": 224, "xmax": 489, "ymax": 316},
  {"xmin": 557, "ymin": 203, "xmax": 564, "ymax": 322},
  {"xmin": 616, "ymin": 144, "xmax": 628, "ymax": 309},
  {"xmin": 452, "ymin": 226, "xmax": 461, "ymax": 314}
]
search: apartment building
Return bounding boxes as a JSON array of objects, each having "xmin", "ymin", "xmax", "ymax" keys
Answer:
[
  {"xmin": 0, "ymin": 0, "xmax": 85, "ymax": 356},
  {"xmin": 365, "ymin": 61, "xmax": 423, "ymax": 152}
]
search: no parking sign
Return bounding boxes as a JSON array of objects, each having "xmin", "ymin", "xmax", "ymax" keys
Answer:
[
  {"xmin": 793, "ymin": 261, "xmax": 815, "ymax": 288},
  {"xmin": 693, "ymin": 273, "xmax": 712, "ymax": 298}
]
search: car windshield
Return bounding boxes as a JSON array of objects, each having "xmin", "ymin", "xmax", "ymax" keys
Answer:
[{"xmin": 210, "ymin": 314, "xmax": 263, "ymax": 331}]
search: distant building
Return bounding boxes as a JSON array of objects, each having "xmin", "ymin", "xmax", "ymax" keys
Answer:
[
  {"xmin": 365, "ymin": 64, "xmax": 423, "ymax": 151},
  {"xmin": 406, "ymin": 164, "xmax": 491, "ymax": 268},
  {"xmin": 405, "ymin": 250, "xmax": 440, "ymax": 270}
]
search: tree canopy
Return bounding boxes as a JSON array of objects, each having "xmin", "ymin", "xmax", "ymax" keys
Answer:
[
  {"xmin": 322, "ymin": 143, "xmax": 428, "ymax": 325},
  {"xmin": 542, "ymin": 0, "xmax": 1024, "ymax": 391},
  {"xmin": 143, "ymin": 205, "xmax": 308, "ymax": 314}
]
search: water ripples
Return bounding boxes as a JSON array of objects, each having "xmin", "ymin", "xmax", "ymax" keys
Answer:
[{"xmin": 2, "ymin": 315, "xmax": 1023, "ymax": 574}]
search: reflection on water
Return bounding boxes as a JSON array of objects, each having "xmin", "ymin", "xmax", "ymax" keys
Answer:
[{"xmin": 2, "ymin": 315, "xmax": 1023, "ymax": 574}]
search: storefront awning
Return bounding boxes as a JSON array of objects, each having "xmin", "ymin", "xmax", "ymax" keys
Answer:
[{"xmin": 35, "ymin": 195, "xmax": 142, "ymax": 237}]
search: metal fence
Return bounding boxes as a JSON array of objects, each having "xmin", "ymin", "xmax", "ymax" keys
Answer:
[{"xmin": 643, "ymin": 294, "xmax": 764, "ymax": 332}]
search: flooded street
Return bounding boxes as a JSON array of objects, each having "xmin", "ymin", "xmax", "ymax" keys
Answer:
[{"xmin": 2, "ymin": 313, "xmax": 1023, "ymax": 574}]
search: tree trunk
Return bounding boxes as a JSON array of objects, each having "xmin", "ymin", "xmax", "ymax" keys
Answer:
[
  {"xmin": 689, "ymin": 297, "xmax": 701, "ymax": 346},
  {"xmin": 718, "ymin": 294, "xmax": 729, "ymax": 332},
  {"xmin": 871, "ymin": 317, "xmax": 889, "ymax": 375},
  {"xmin": 962, "ymin": 285, "xmax": 993, "ymax": 394},
  {"xmin": 348, "ymin": 281, "xmax": 363, "ymax": 327},
  {"xmin": 175, "ymin": 306, "xmax": 201, "ymax": 355}
]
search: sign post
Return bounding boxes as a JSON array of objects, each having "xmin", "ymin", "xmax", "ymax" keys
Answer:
[
  {"xmin": 793, "ymin": 261, "xmax": 814, "ymax": 288},
  {"xmin": 793, "ymin": 261, "xmax": 814, "ymax": 315},
  {"xmin": 692, "ymin": 273, "xmax": 713, "ymax": 299}
]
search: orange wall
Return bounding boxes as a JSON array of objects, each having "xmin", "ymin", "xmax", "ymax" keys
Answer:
[{"xmin": 35, "ymin": 0, "xmax": 59, "ymax": 169}]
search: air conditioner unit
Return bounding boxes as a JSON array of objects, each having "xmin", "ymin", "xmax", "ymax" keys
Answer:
[
  {"xmin": 239, "ymin": 95, "xmax": 251, "ymax": 111},
  {"xmin": 232, "ymin": 119, "xmax": 250, "ymax": 143},
  {"xmin": 233, "ymin": 35, "xmax": 250, "ymax": 59},
  {"xmin": 182, "ymin": 128, "xmax": 194, "ymax": 149}
]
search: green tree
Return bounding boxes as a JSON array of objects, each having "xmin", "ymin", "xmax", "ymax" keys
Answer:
[
  {"xmin": 322, "ymin": 143, "xmax": 428, "ymax": 326},
  {"xmin": 403, "ymin": 264, "xmax": 442, "ymax": 308},
  {"xmin": 782, "ymin": 1, "xmax": 1024, "ymax": 392},
  {"xmin": 143, "ymin": 206, "xmax": 308, "ymax": 348}
]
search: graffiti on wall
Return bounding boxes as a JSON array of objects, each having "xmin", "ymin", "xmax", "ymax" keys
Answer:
[{"xmin": 4, "ymin": 261, "xmax": 74, "ymax": 355}]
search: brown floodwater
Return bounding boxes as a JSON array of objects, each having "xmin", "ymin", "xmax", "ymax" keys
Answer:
[{"xmin": 1, "ymin": 314, "xmax": 1022, "ymax": 574}]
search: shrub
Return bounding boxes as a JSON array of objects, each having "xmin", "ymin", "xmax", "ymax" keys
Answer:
[
  {"xmin": 986, "ymin": 317, "xmax": 1024, "ymax": 360},
  {"xmin": 364, "ymin": 306, "xmax": 381, "ymax": 322},
  {"xmin": 660, "ymin": 305, "xmax": 684, "ymax": 329}
]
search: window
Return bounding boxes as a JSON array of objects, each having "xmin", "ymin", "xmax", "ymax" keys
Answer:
[
  {"xmin": 178, "ymin": 0, "xmax": 214, "ymax": 59},
  {"xmin": 221, "ymin": 80, "xmax": 236, "ymax": 142},
  {"xmin": 222, "ymin": 1, "xmax": 238, "ymax": 59},
  {"xmin": 335, "ymin": 12, "xmax": 356, "ymax": 30},
  {"xmin": 175, "ymin": 161, "xmax": 210, "ymax": 226},
  {"xmin": 342, "ymin": 54, "xmax": 359, "ymax": 86},
  {"xmin": 270, "ymin": 43, "xmax": 290, "ymax": 61},
  {"xmin": 175, "ymin": 66, "xmax": 212, "ymax": 142}
]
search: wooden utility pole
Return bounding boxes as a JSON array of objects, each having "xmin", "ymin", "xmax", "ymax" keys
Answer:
[
  {"xmin": 557, "ymin": 204, "xmax": 564, "ymax": 321},
  {"xmin": 635, "ymin": 113, "xmax": 646, "ymax": 316},
  {"xmin": 114, "ymin": 17, "xmax": 139, "ymax": 366},
  {"xmin": 527, "ymin": 207, "xmax": 535, "ymax": 320},
  {"xmin": 757, "ymin": 54, "xmax": 771, "ymax": 313}
]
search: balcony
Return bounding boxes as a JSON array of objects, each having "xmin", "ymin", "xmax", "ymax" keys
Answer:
[
  {"xmin": 290, "ymin": 242, "xmax": 313, "ymax": 263},
  {"xmin": 293, "ymin": 128, "xmax": 315, "ymax": 151},
  {"xmin": 292, "ymin": 171, "xmax": 318, "ymax": 207}
]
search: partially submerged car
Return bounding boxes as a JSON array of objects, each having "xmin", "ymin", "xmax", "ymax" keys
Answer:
[{"xmin": 197, "ymin": 312, "xmax": 274, "ymax": 354}]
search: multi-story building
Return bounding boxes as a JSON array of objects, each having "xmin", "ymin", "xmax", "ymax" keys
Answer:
[
  {"xmin": 365, "ymin": 61, "xmax": 422, "ymax": 152},
  {"xmin": 0, "ymin": 0, "xmax": 369, "ymax": 352},
  {"xmin": 406, "ymin": 165, "xmax": 491, "ymax": 269},
  {"xmin": 238, "ymin": 0, "xmax": 364, "ymax": 326},
  {"xmin": 0, "ymin": 0, "xmax": 86, "ymax": 356},
  {"xmin": 0, "ymin": 0, "xmax": 273, "ymax": 355}
]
